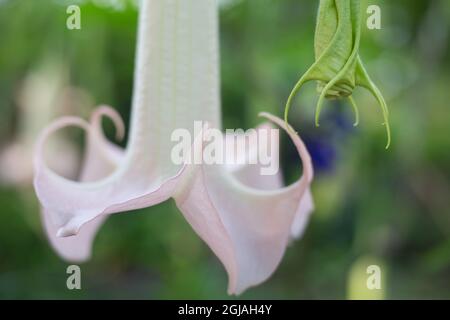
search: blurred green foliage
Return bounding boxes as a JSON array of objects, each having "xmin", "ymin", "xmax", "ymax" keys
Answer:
[{"xmin": 0, "ymin": 0, "xmax": 449, "ymax": 299}]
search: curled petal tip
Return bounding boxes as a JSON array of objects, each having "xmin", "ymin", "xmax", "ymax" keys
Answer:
[
  {"xmin": 257, "ymin": 111, "xmax": 270, "ymax": 121},
  {"xmin": 92, "ymin": 105, "xmax": 126, "ymax": 142}
]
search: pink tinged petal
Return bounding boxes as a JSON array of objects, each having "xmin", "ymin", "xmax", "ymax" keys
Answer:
[
  {"xmin": 34, "ymin": 0, "xmax": 220, "ymax": 238},
  {"xmin": 41, "ymin": 107, "xmax": 125, "ymax": 262},
  {"xmin": 223, "ymin": 123, "xmax": 313, "ymax": 239},
  {"xmin": 33, "ymin": 111, "xmax": 184, "ymax": 238},
  {"xmin": 37, "ymin": 104, "xmax": 208, "ymax": 261},
  {"xmin": 42, "ymin": 212, "xmax": 106, "ymax": 263},
  {"xmin": 226, "ymin": 123, "xmax": 283, "ymax": 191},
  {"xmin": 174, "ymin": 113, "xmax": 314, "ymax": 295},
  {"xmin": 291, "ymin": 188, "xmax": 314, "ymax": 239}
]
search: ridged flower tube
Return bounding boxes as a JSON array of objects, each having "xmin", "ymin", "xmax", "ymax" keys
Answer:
[
  {"xmin": 34, "ymin": 0, "xmax": 314, "ymax": 294},
  {"xmin": 285, "ymin": 0, "xmax": 391, "ymax": 148}
]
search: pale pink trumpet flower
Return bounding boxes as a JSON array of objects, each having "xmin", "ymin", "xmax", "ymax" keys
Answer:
[{"xmin": 34, "ymin": 0, "xmax": 314, "ymax": 294}]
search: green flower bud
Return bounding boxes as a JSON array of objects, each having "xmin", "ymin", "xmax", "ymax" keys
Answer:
[{"xmin": 285, "ymin": 0, "xmax": 391, "ymax": 148}]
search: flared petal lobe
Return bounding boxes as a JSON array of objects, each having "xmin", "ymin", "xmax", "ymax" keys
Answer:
[
  {"xmin": 175, "ymin": 113, "xmax": 314, "ymax": 294},
  {"xmin": 40, "ymin": 106, "xmax": 125, "ymax": 262}
]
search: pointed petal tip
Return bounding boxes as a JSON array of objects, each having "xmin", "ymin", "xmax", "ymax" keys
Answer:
[
  {"xmin": 56, "ymin": 217, "xmax": 86, "ymax": 238},
  {"xmin": 56, "ymin": 226, "xmax": 78, "ymax": 238},
  {"xmin": 226, "ymin": 283, "xmax": 243, "ymax": 296}
]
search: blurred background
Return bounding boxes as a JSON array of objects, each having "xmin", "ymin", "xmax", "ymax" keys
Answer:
[{"xmin": 0, "ymin": 0, "xmax": 449, "ymax": 299}]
